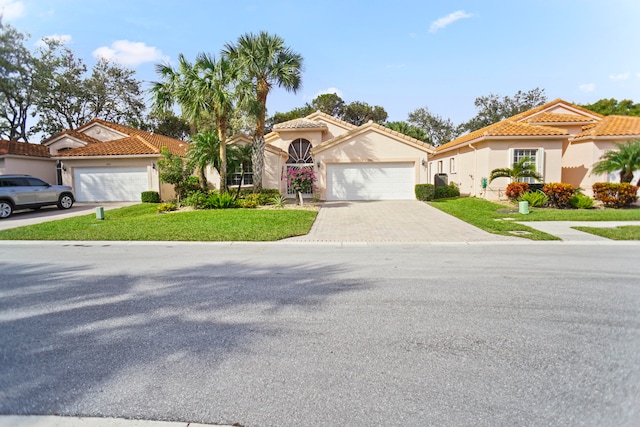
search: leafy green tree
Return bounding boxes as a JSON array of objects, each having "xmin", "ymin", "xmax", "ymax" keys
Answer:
[
  {"xmin": 223, "ymin": 31, "xmax": 304, "ymax": 192},
  {"xmin": 157, "ymin": 147, "xmax": 194, "ymax": 203},
  {"xmin": 132, "ymin": 111, "xmax": 190, "ymax": 141},
  {"xmin": 580, "ymin": 98, "xmax": 640, "ymax": 116},
  {"xmin": 489, "ymin": 156, "xmax": 542, "ymax": 183},
  {"xmin": 309, "ymin": 93, "xmax": 345, "ymax": 117},
  {"xmin": 342, "ymin": 101, "xmax": 388, "ymax": 126},
  {"xmin": 407, "ymin": 106, "xmax": 461, "ymax": 146},
  {"xmin": 0, "ymin": 21, "xmax": 32, "ymax": 141},
  {"xmin": 266, "ymin": 107, "xmax": 311, "ymax": 132},
  {"xmin": 385, "ymin": 121, "xmax": 427, "ymax": 141},
  {"xmin": 591, "ymin": 140, "xmax": 640, "ymax": 184},
  {"xmin": 151, "ymin": 53, "xmax": 236, "ymax": 192},
  {"xmin": 32, "ymin": 41, "xmax": 145, "ymax": 138},
  {"xmin": 461, "ymin": 88, "xmax": 547, "ymax": 133},
  {"xmin": 187, "ymin": 130, "xmax": 220, "ymax": 190}
]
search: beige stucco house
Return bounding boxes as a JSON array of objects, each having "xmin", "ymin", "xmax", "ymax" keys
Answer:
[
  {"xmin": 231, "ymin": 111, "xmax": 436, "ymax": 200},
  {"xmin": 43, "ymin": 119, "xmax": 187, "ymax": 202},
  {"xmin": 0, "ymin": 140, "xmax": 56, "ymax": 184},
  {"xmin": 429, "ymin": 99, "xmax": 640, "ymax": 199}
]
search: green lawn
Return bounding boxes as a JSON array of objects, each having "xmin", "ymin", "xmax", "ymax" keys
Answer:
[
  {"xmin": 0, "ymin": 204, "xmax": 318, "ymax": 241},
  {"xmin": 428, "ymin": 197, "xmax": 640, "ymax": 240},
  {"xmin": 573, "ymin": 225, "xmax": 640, "ymax": 240}
]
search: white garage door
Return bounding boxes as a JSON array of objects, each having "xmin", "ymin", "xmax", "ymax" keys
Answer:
[
  {"xmin": 326, "ymin": 162, "xmax": 415, "ymax": 201},
  {"xmin": 74, "ymin": 167, "xmax": 149, "ymax": 202}
]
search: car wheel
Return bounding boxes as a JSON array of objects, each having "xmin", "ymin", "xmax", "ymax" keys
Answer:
[
  {"xmin": 0, "ymin": 201, "xmax": 13, "ymax": 219},
  {"xmin": 57, "ymin": 194, "xmax": 74, "ymax": 210}
]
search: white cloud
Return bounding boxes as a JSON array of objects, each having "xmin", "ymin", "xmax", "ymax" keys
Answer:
[
  {"xmin": 609, "ymin": 72, "xmax": 630, "ymax": 81},
  {"xmin": 93, "ymin": 40, "xmax": 166, "ymax": 67},
  {"xmin": 314, "ymin": 87, "xmax": 343, "ymax": 98},
  {"xmin": 429, "ymin": 10, "xmax": 473, "ymax": 33},
  {"xmin": 579, "ymin": 83, "xmax": 595, "ymax": 93},
  {"xmin": 36, "ymin": 34, "xmax": 72, "ymax": 48},
  {"xmin": 0, "ymin": 0, "xmax": 25, "ymax": 20}
]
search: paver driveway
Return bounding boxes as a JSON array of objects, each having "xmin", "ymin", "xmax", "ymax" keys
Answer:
[{"xmin": 285, "ymin": 200, "xmax": 517, "ymax": 243}]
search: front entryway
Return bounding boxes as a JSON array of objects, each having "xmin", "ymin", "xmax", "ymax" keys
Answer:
[
  {"xmin": 326, "ymin": 162, "xmax": 415, "ymax": 201},
  {"xmin": 74, "ymin": 167, "xmax": 148, "ymax": 202}
]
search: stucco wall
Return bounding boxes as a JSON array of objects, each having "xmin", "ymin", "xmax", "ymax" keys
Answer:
[{"xmin": 0, "ymin": 156, "xmax": 57, "ymax": 184}]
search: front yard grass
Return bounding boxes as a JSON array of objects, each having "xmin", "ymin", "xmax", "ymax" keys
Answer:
[
  {"xmin": 573, "ymin": 226, "xmax": 640, "ymax": 240},
  {"xmin": 0, "ymin": 203, "xmax": 318, "ymax": 241},
  {"xmin": 428, "ymin": 197, "xmax": 640, "ymax": 240}
]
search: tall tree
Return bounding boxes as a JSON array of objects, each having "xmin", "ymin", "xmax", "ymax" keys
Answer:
[
  {"xmin": 591, "ymin": 140, "xmax": 640, "ymax": 184},
  {"xmin": 461, "ymin": 88, "xmax": 547, "ymax": 132},
  {"xmin": 151, "ymin": 53, "xmax": 236, "ymax": 192},
  {"xmin": 309, "ymin": 93, "xmax": 345, "ymax": 117},
  {"xmin": 132, "ymin": 111, "xmax": 191, "ymax": 141},
  {"xmin": 223, "ymin": 31, "xmax": 303, "ymax": 192},
  {"xmin": 342, "ymin": 101, "xmax": 387, "ymax": 126},
  {"xmin": 581, "ymin": 98, "xmax": 640, "ymax": 117},
  {"xmin": 385, "ymin": 121, "xmax": 427, "ymax": 142},
  {"xmin": 407, "ymin": 106, "xmax": 460, "ymax": 147},
  {"xmin": 0, "ymin": 21, "xmax": 35, "ymax": 141},
  {"xmin": 31, "ymin": 41, "xmax": 145, "ymax": 138}
]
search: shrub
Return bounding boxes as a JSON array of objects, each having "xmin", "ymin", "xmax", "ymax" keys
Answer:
[
  {"xmin": 270, "ymin": 195, "xmax": 286, "ymax": 208},
  {"xmin": 238, "ymin": 193, "xmax": 261, "ymax": 209},
  {"xmin": 505, "ymin": 182, "xmax": 530, "ymax": 200},
  {"xmin": 528, "ymin": 183, "xmax": 545, "ymax": 193},
  {"xmin": 141, "ymin": 191, "xmax": 160, "ymax": 203},
  {"xmin": 180, "ymin": 176, "xmax": 202, "ymax": 197},
  {"xmin": 518, "ymin": 190, "xmax": 548, "ymax": 207},
  {"xmin": 542, "ymin": 182, "xmax": 575, "ymax": 209},
  {"xmin": 569, "ymin": 193, "xmax": 594, "ymax": 209},
  {"xmin": 182, "ymin": 190, "xmax": 209, "ymax": 209},
  {"xmin": 415, "ymin": 184, "xmax": 435, "ymax": 201},
  {"xmin": 157, "ymin": 202, "xmax": 177, "ymax": 213},
  {"xmin": 286, "ymin": 167, "xmax": 316, "ymax": 194},
  {"xmin": 434, "ymin": 183, "xmax": 460, "ymax": 199},
  {"xmin": 204, "ymin": 192, "xmax": 237, "ymax": 209},
  {"xmin": 592, "ymin": 182, "xmax": 639, "ymax": 208}
]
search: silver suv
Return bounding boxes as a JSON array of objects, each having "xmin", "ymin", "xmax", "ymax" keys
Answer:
[{"xmin": 0, "ymin": 175, "xmax": 75, "ymax": 219}]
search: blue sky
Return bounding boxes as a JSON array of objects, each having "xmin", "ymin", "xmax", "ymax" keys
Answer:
[{"xmin": 4, "ymin": 0, "xmax": 640, "ymax": 125}]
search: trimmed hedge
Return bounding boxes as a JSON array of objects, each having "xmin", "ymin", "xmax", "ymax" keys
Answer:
[
  {"xmin": 415, "ymin": 184, "xmax": 435, "ymax": 201},
  {"xmin": 141, "ymin": 191, "xmax": 160, "ymax": 203},
  {"xmin": 592, "ymin": 182, "xmax": 639, "ymax": 208},
  {"xmin": 435, "ymin": 183, "xmax": 460, "ymax": 199}
]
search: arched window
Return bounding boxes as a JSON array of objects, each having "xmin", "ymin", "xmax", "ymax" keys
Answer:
[{"xmin": 287, "ymin": 139, "xmax": 313, "ymax": 164}]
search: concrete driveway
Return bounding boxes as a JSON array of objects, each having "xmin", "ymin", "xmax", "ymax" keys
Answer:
[
  {"xmin": 0, "ymin": 202, "xmax": 135, "ymax": 231},
  {"xmin": 285, "ymin": 200, "xmax": 517, "ymax": 243}
]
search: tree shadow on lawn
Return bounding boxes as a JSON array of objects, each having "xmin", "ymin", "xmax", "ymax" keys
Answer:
[{"xmin": 0, "ymin": 261, "xmax": 367, "ymax": 423}]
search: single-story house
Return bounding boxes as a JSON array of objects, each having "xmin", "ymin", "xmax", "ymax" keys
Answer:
[
  {"xmin": 43, "ymin": 119, "xmax": 188, "ymax": 202},
  {"xmin": 429, "ymin": 99, "xmax": 640, "ymax": 199},
  {"xmin": 230, "ymin": 111, "xmax": 436, "ymax": 200},
  {"xmin": 0, "ymin": 139, "xmax": 56, "ymax": 184}
]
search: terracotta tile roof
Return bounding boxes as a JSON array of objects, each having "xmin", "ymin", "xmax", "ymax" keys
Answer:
[
  {"xmin": 436, "ymin": 120, "xmax": 568, "ymax": 152},
  {"xmin": 0, "ymin": 140, "xmax": 51, "ymax": 158},
  {"xmin": 42, "ymin": 129, "xmax": 102, "ymax": 145},
  {"xmin": 509, "ymin": 98, "xmax": 603, "ymax": 122},
  {"xmin": 273, "ymin": 118, "xmax": 328, "ymax": 130},
  {"xmin": 572, "ymin": 115, "xmax": 640, "ymax": 140},
  {"xmin": 59, "ymin": 136, "xmax": 161, "ymax": 157},
  {"xmin": 52, "ymin": 118, "xmax": 187, "ymax": 157},
  {"xmin": 304, "ymin": 111, "xmax": 358, "ymax": 130},
  {"xmin": 526, "ymin": 112, "xmax": 598, "ymax": 124}
]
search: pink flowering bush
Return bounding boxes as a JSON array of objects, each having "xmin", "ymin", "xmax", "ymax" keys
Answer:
[{"xmin": 286, "ymin": 167, "xmax": 316, "ymax": 194}]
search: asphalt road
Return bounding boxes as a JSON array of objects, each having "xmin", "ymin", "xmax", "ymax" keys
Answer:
[{"xmin": 1, "ymin": 241, "xmax": 639, "ymax": 427}]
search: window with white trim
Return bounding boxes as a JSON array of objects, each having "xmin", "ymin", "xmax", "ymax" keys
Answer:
[
  {"xmin": 450, "ymin": 157, "xmax": 457, "ymax": 174},
  {"xmin": 437, "ymin": 160, "xmax": 443, "ymax": 173},
  {"xmin": 511, "ymin": 148, "xmax": 544, "ymax": 184}
]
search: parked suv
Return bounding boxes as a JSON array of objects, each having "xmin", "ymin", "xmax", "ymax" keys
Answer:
[{"xmin": 0, "ymin": 175, "xmax": 75, "ymax": 219}]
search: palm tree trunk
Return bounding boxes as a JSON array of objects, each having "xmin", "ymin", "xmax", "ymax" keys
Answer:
[
  {"xmin": 252, "ymin": 82, "xmax": 269, "ymax": 192},
  {"xmin": 218, "ymin": 117, "xmax": 228, "ymax": 193}
]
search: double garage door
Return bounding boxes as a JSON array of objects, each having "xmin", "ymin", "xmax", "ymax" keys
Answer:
[
  {"xmin": 74, "ymin": 167, "xmax": 149, "ymax": 202},
  {"xmin": 326, "ymin": 162, "xmax": 415, "ymax": 201}
]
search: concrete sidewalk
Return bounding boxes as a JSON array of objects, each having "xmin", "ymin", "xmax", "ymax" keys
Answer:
[
  {"xmin": 0, "ymin": 415, "xmax": 228, "ymax": 427},
  {"xmin": 518, "ymin": 220, "xmax": 640, "ymax": 241}
]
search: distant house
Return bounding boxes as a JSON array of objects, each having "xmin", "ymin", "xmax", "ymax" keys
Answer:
[
  {"xmin": 429, "ymin": 99, "xmax": 640, "ymax": 199},
  {"xmin": 0, "ymin": 140, "xmax": 56, "ymax": 184},
  {"xmin": 43, "ymin": 119, "xmax": 189, "ymax": 202}
]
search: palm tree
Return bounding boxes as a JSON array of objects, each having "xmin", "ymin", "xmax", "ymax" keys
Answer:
[
  {"xmin": 187, "ymin": 131, "xmax": 220, "ymax": 190},
  {"xmin": 591, "ymin": 140, "xmax": 640, "ymax": 185},
  {"xmin": 150, "ymin": 53, "xmax": 235, "ymax": 192},
  {"xmin": 489, "ymin": 156, "xmax": 542, "ymax": 183},
  {"xmin": 223, "ymin": 31, "xmax": 303, "ymax": 192},
  {"xmin": 227, "ymin": 143, "xmax": 254, "ymax": 197}
]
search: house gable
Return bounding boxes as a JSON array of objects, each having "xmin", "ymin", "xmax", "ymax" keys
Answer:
[{"xmin": 77, "ymin": 120, "xmax": 129, "ymax": 142}]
